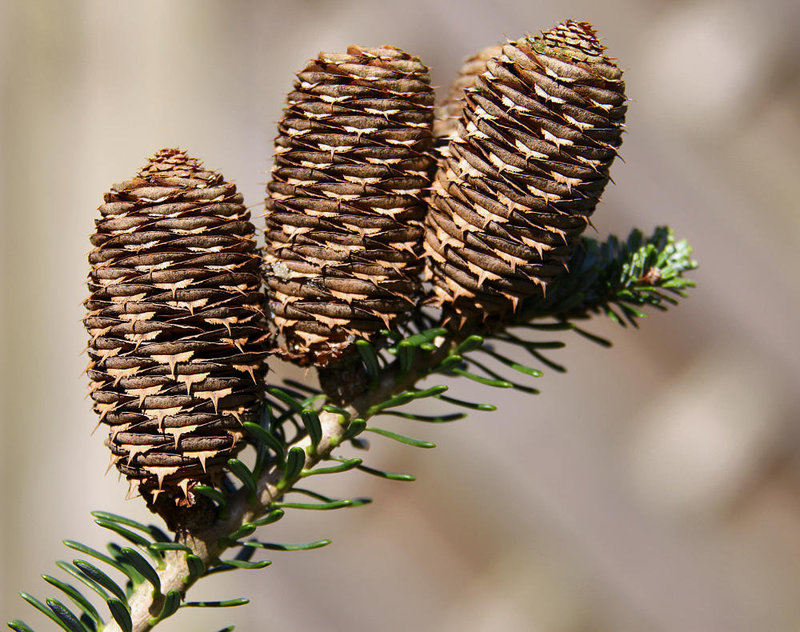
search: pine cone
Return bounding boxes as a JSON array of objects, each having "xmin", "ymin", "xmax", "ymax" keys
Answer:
[
  {"xmin": 265, "ymin": 45, "xmax": 435, "ymax": 367},
  {"xmin": 84, "ymin": 149, "xmax": 269, "ymax": 503},
  {"xmin": 424, "ymin": 21, "xmax": 626, "ymax": 320},
  {"xmin": 433, "ymin": 44, "xmax": 503, "ymax": 152}
]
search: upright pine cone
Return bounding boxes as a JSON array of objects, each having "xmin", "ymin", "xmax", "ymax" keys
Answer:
[
  {"xmin": 424, "ymin": 21, "xmax": 626, "ymax": 320},
  {"xmin": 433, "ymin": 44, "xmax": 503, "ymax": 152},
  {"xmin": 264, "ymin": 45, "xmax": 435, "ymax": 367},
  {"xmin": 84, "ymin": 149, "xmax": 269, "ymax": 503}
]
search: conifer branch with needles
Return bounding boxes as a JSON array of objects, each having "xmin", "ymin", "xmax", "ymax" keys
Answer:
[
  {"xmin": 9, "ymin": 225, "xmax": 696, "ymax": 632},
  {"xmin": 8, "ymin": 19, "xmax": 699, "ymax": 632}
]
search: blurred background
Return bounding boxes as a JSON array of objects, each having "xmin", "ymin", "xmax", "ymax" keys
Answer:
[{"xmin": 1, "ymin": 0, "xmax": 799, "ymax": 630}]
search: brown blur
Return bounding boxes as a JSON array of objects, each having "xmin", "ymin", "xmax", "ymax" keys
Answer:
[{"xmin": 1, "ymin": 1, "xmax": 799, "ymax": 630}]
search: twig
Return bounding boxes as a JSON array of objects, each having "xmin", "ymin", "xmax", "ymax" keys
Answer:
[{"xmin": 105, "ymin": 341, "xmax": 455, "ymax": 632}]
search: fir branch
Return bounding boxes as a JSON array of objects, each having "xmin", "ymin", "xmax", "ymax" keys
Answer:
[
  {"xmin": 519, "ymin": 226, "xmax": 698, "ymax": 325},
  {"xmin": 11, "ymin": 227, "xmax": 696, "ymax": 632},
  {"xmin": 102, "ymin": 343, "xmax": 457, "ymax": 632}
]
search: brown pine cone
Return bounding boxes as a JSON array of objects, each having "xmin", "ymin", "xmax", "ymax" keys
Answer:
[
  {"xmin": 84, "ymin": 148, "xmax": 269, "ymax": 503},
  {"xmin": 424, "ymin": 21, "xmax": 627, "ymax": 321},
  {"xmin": 433, "ymin": 44, "xmax": 503, "ymax": 152},
  {"xmin": 264, "ymin": 45, "xmax": 435, "ymax": 367}
]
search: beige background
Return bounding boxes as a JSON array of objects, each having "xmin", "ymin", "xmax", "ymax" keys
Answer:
[{"xmin": 1, "ymin": 1, "xmax": 799, "ymax": 630}]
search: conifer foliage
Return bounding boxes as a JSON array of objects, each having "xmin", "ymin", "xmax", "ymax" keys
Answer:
[{"xmin": 9, "ymin": 20, "xmax": 699, "ymax": 632}]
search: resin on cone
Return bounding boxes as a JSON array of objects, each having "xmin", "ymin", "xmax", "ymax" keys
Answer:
[
  {"xmin": 265, "ymin": 45, "xmax": 435, "ymax": 367},
  {"xmin": 424, "ymin": 21, "xmax": 627, "ymax": 320},
  {"xmin": 84, "ymin": 149, "xmax": 269, "ymax": 503}
]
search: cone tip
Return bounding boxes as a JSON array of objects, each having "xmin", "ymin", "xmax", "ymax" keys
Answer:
[
  {"xmin": 538, "ymin": 19, "xmax": 609, "ymax": 61},
  {"xmin": 140, "ymin": 147, "xmax": 203, "ymax": 176}
]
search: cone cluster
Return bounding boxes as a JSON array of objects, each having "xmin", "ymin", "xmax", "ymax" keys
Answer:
[
  {"xmin": 84, "ymin": 149, "xmax": 269, "ymax": 501},
  {"xmin": 424, "ymin": 20, "xmax": 626, "ymax": 319},
  {"xmin": 264, "ymin": 45, "xmax": 435, "ymax": 366}
]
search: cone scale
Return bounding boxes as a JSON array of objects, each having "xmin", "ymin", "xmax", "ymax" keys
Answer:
[
  {"xmin": 424, "ymin": 21, "xmax": 627, "ymax": 320},
  {"xmin": 264, "ymin": 45, "xmax": 435, "ymax": 367},
  {"xmin": 84, "ymin": 149, "xmax": 269, "ymax": 504}
]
